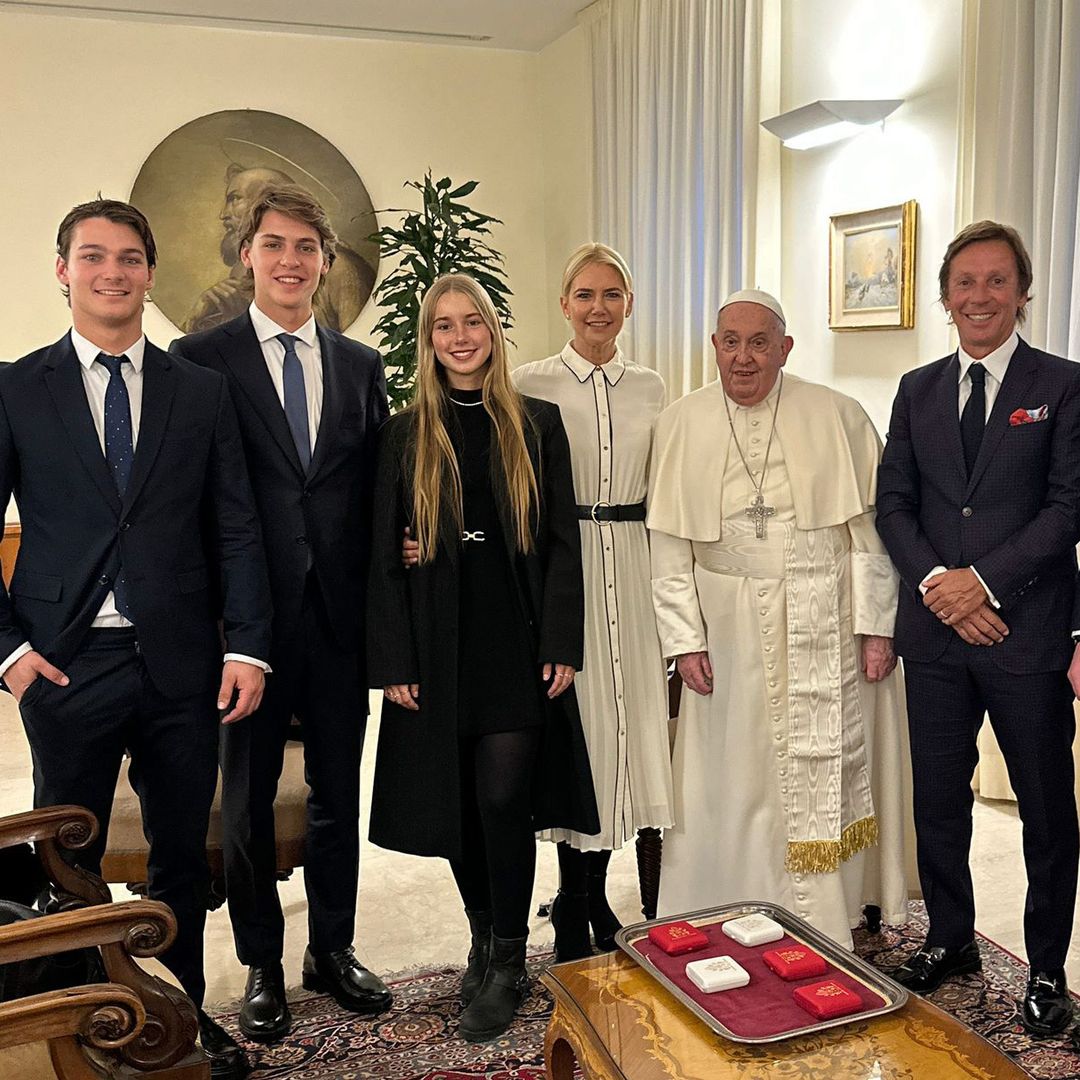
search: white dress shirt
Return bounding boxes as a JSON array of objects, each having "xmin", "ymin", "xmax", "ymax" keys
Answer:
[
  {"xmin": 248, "ymin": 302, "xmax": 323, "ymax": 452},
  {"xmin": 920, "ymin": 331, "xmax": 1020, "ymax": 607},
  {"xmin": 956, "ymin": 331, "xmax": 1018, "ymax": 420},
  {"xmin": 0, "ymin": 327, "xmax": 267, "ymax": 682}
]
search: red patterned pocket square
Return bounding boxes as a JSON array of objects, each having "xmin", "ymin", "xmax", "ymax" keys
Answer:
[{"xmin": 1010, "ymin": 405, "xmax": 1048, "ymax": 425}]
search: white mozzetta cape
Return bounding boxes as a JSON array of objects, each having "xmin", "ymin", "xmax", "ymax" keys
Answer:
[{"xmin": 647, "ymin": 374, "xmax": 883, "ymax": 539}]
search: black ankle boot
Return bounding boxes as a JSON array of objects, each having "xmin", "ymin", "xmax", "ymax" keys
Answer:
[
  {"xmin": 586, "ymin": 872, "xmax": 622, "ymax": 952},
  {"xmin": 458, "ymin": 934, "xmax": 528, "ymax": 1042},
  {"xmin": 461, "ymin": 909, "xmax": 492, "ymax": 1006},
  {"xmin": 550, "ymin": 890, "xmax": 591, "ymax": 962}
]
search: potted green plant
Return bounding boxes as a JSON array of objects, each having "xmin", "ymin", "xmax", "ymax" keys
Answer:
[{"xmin": 370, "ymin": 171, "xmax": 513, "ymax": 410}]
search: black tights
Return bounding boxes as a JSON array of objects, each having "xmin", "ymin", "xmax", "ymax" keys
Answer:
[
  {"xmin": 449, "ymin": 728, "xmax": 541, "ymax": 940},
  {"xmin": 557, "ymin": 842, "xmax": 612, "ymax": 890}
]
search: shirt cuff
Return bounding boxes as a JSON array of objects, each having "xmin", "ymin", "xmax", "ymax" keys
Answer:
[
  {"xmin": 0, "ymin": 642, "xmax": 33, "ymax": 686},
  {"xmin": 224, "ymin": 653, "xmax": 272, "ymax": 674},
  {"xmin": 969, "ymin": 566, "xmax": 1000, "ymax": 609},
  {"xmin": 918, "ymin": 566, "xmax": 948, "ymax": 595}
]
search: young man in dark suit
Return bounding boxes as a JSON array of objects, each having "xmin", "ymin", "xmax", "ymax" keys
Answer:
[
  {"xmin": 877, "ymin": 221, "xmax": 1080, "ymax": 1035},
  {"xmin": 171, "ymin": 186, "xmax": 391, "ymax": 1041},
  {"xmin": 0, "ymin": 199, "xmax": 273, "ymax": 1078}
]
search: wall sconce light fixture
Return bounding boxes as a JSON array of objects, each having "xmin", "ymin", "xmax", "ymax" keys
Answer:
[{"xmin": 761, "ymin": 99, "xmax": 903, "ymax": 150}]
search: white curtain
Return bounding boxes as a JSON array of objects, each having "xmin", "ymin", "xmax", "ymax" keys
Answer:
[
  {"xmin": 957, "ymin": 0, "xmax": 1080, "ymax": 357},
  {"xmin": 958, "ymin": 0, "xmax": 1080, "ymax": 800},
  {"xmin": 580, "ymin": 0, "xmax": 767, "ymax": 398}
]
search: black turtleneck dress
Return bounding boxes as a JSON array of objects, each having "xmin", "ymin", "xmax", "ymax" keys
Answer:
[{"xmin": 450, "ymin": 390, "xmax": 544, "ymax": 736}]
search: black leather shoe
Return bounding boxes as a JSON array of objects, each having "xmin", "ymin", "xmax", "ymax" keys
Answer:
[
  {"xmin": 197, "ymin": 1010, "xmax": 250, "ymax": 1080},
  {"xmin": 238, "ymin": 962, "xmax": 291, "ymax": 1042},
  {"xmin": 893, "ymin": 940, "xmax": 981, "ymax": 993},
  {"xmin": 1021, "ymin": 969, "xmax": 1074, "ymax": 1036},
  {"xmin": 301, "ymin": 945, "xmax": 392, "ymax": 1015}
]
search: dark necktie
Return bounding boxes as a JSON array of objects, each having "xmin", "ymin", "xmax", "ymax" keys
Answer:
[
  {"xmin": 277, "ymin": 333, "xmax": 311, "ymax": 472},
  {"xmin": 96, "ymin": 352, "xmax": 134, "ymax": 620},
  {"xmin": 960, "ymin": 362, "xmax": 987, "ymax": 475}
]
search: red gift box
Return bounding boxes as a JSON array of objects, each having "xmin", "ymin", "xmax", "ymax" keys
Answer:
[
  {"xmin": 647, "ymin": 921, "xmax": 710, "ymax": 955},
  {"xmin": 792, "ymin": 978, "xmax": 863, "ymax": 1019},
  {"xmin": 762, "ymin": 945, "xmax": 828, "ymax": 981}
]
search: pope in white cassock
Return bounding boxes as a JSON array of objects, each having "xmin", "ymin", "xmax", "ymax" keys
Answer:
[{"xmin": 647, "ymin": 289, "xmax": 908, "ymax": 948}]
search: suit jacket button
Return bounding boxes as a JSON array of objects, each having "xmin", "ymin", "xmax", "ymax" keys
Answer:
[
  {"xmin": 120, "ymin": 522, "xmax": 131, "ymax": 531},
  {"xmin": 962, "ymin": 506, "xmax": 973, "ymax": 517},
  {"xmin": 296, "ymin": 536, "xmax": 308, "ymax": 545},
  {"xmin": 98, "ymin": 575, "xmax": 110, "ymax": 585}
]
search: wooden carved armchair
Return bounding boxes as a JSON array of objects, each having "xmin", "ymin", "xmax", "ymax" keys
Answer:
[{"xmin": 0, "ymin": 806, "xmax": 208, "ymax": 1080}]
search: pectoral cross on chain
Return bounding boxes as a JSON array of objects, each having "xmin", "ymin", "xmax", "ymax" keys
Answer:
[{"xmin": 745, "ymin": 491, "xmax": 775, "ymax": 539}]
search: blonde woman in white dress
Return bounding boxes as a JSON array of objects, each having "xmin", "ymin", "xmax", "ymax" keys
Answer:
[{"xmin": 514, "ymin": 244, "xmax": 675, "ymax": 959}]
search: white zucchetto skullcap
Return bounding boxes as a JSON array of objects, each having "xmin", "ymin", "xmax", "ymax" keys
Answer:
[{"xmin": 718, "ymin": 288, "xmax": 786, "ymax": 327}]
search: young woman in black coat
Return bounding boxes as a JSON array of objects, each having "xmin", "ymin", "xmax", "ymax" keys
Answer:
[{"xmin": 366, "ymin": 273, "xmax": 599, "ymax": 1042}]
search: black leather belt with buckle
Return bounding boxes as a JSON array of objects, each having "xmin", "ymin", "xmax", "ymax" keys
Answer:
[{"xmin": 576, "ymin": 501, "xmax": 647, "ymax": 523}]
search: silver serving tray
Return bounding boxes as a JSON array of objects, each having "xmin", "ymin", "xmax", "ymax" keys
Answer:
[{"xmin": 615, "ymin": 900, "xmax": 908, "ymax": 1044}]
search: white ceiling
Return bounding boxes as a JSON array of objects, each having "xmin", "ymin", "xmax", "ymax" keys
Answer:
[{"xmin": 0, "ymin": 0, "xmax": 588, "ymax": 50}]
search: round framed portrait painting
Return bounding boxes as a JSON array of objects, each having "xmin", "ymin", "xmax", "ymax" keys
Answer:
[{"xmin": 130, "ymin": 109, "xmax": 379, "ymax": 334}]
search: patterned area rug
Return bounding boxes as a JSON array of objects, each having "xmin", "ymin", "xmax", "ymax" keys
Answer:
[
  {"xmin": 212, "ymin": 953, "xmax": 558, "ymax": 1079},
  {"xmin": 856, "ymin": 901, "xmax": 1080, "ymax": 1080},
  {"xmin": 209, "ymin": 902, "xmax": 1080, "ymax": 1079}
]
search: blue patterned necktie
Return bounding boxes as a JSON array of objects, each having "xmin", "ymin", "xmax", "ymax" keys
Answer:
[
  {"xmin": 277, "ymin": 333, "xmax": 311, "ymax": 472},
  {"xmin": 960, "ymin": 361, "xmax": 986, "ymax": 475},
  {"xmin": 96, "ymin": 352, "xmax": 134, "ymax": 620}
]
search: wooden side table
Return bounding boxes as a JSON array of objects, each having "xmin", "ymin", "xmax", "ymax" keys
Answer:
[{"xmin": 542, "ymin": 950, "xmax": 1027, "ymax": 1080}]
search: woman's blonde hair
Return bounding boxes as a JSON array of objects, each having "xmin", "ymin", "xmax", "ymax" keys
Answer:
[
  {"xmin": 410, "ymin": 274, "xmax": 538, "ymax": 563},
  {"xmin": 560, "ymin": 242, "xmax": 633, "ymax": 298}
]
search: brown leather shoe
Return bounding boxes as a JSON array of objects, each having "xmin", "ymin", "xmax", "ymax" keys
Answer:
[{"xmin": 301, "ymin": 945, "xmax": 392, "ymax": 1015}]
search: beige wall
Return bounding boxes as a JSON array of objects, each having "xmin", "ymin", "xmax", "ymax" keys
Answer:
[
  {"xmin": 0, "ymin": 10, "xmax": 590, "ymax": 366},
  {"xmin": 777, "ymin": 0, "xmax": 963, "ymax": 435},
  {"xmin": 535, "ymin": 24, "xmax": 591, "ymax": 352}
]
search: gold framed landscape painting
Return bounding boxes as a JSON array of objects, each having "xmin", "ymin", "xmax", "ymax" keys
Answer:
[{"xmin": 828, "ymin": 201, "xmax": 917, "ymax": 331}]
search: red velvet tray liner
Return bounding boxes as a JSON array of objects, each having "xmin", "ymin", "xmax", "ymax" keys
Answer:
[{"xmin": 631, "ymin": 922, "xmax": 886, "ymax": 1039}]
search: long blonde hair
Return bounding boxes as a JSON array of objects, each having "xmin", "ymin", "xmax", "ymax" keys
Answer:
[{"xmin": 410, "ymin": 274, "xmax": 538, "ymax": 563}]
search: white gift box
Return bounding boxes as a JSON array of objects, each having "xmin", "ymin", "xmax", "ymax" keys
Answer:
[
  {"xmin": 685, "ymin": 954, "xmax": 751, "ymax": 992},
  {"xmin": 721, "ymin": 913, "xmax": 785, "ymax": 946}
]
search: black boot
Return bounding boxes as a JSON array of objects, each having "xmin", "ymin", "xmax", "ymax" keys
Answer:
[
  {"xmin": 636, "ymin": 828, "xmax": 663, "ymax": 920},
  {"xmin": 585, "ymin": 850, "xmax": 621, "ymax": 952},
  {"xmin": 461, "ymin": 909, "xmax": 493, "ymax": 1006},
  {"xmin": 550, "ymin": 890, "xmax": 592, "ymax": 961},
  {"xmin": 459, "ymin": 934, "xmax": 528, "ymax": 1042}
]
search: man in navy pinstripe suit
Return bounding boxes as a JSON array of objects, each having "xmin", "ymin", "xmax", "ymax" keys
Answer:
[{"xmin": 877, "ymin": 221, "xmax": 1080, "ymax": 1035}]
